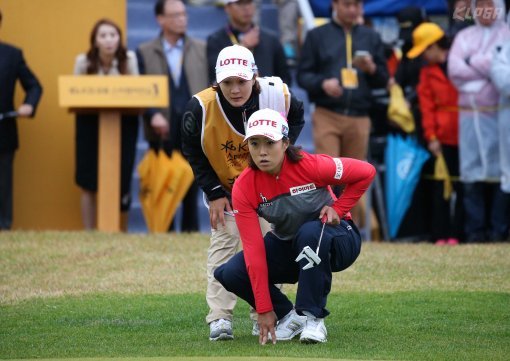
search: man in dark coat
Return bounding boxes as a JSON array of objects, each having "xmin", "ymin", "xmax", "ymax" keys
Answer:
[
  {"xmin": 206, "ymin": 0, "xmax": 291, "ymax": 85},
  {"xmin": 0, "ymin": 10, "xmax": 43, "ymax": 230}
]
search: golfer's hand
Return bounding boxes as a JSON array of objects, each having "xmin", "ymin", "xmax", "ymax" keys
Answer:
[
  {"xmin": 151, "ymin": 113, "xmax": 169, "ymax": 138},
  {"xmin": 209, "ymin": 197, "xmax": 232, "ymax": 230},
  {"xmin": 258, "ymin": 311, "xmax": 277, "ymax": 345},
  {"xmin": 319, "ymin": 206, "xmax": 340, "ymax": 225},
  {"xmin": 17, "ymin": 104, "xmax": 33, "ymax": 117},
  {"xmin": 322, "ymin": 78, "xmax": 343, "ymax": 98}
]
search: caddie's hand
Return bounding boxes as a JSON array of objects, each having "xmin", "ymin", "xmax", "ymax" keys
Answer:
[
  {"xmin": 322, "ymin": 78, "xmax": 343, "ymax": 98},
  {"xmin": 319, "ymin": 205, "xmax": 341, "ymax": 225},
  {"xmin": 241, "ymin": 26, "xmax": 260, "ymax": 50},
  {"xmin": 17, "ymin": 104, "xmax": 33, "ymax": 117},
  {"xmin": 209, "ymin": 197, "xmax": 232, "ymax": 230},
  {"xmin": 258, "ymin": 311, "xmax": 277, "ymax": 345},
  {"xmin": 151, "ymin": 113, "xmax": 169, "ymax": 138},
  {"xmin": 353, "ymin": 54, "xmax": 376, "ymax": 75}
]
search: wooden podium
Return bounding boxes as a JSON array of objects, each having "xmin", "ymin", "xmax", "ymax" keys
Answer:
[{"xmin": 59, "ymin": 76, "xmax": 169, "ymax": 232}]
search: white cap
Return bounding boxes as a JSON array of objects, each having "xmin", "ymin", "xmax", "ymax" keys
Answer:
[
  {"xmin": 244, "ymin": 108, "xmax": 289, "ymax": 141},
  {"xmin": 215, "ymin": 45, "xmax": 256, "ymax": 84}
]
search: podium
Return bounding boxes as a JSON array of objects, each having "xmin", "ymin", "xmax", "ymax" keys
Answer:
[{"xmin": 59, "ymin": 75, "xmax": 169, "ymax": 232}]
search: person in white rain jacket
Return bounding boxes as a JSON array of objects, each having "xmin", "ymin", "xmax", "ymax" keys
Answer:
[{"xmin": 447, "ymin": 0, "xmax": 510, "ymax": 242}]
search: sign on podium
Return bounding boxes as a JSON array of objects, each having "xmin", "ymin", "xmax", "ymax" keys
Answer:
[{"xmin": 59, "ymin": 75, "xmax": 169, "ymax": 232}]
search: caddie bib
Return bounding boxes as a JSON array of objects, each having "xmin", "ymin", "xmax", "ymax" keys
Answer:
[{"xmin": 194, "ymin": 88, "xmax": 249, "ymax": 191}]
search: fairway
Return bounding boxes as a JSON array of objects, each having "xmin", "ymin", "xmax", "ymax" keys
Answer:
[{"xmin": 1, "ymin": 232, "xmax": 509, "ymax": 360}]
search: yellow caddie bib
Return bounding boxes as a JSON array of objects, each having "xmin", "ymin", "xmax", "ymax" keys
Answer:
[{"xmin": 195, "ymin": 88, "xmax": 250, "ymax": 191}]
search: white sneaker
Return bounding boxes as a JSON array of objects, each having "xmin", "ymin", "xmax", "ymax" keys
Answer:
[
  {"xmin": 300, "ymin": 315, "xmax": 327, "ymax": 343},
  {"xmin": 252, "ymin": 320, "xmax": 259, "ymax": 336},
  {"xmin": 209, "ymin": 318, "xmax": 234, "ymax": 341},
  {"xmin": 272, "ymin": 309, "xmax": 306, "ymax": 341}
]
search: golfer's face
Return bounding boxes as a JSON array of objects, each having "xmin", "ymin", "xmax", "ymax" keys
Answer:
[
  {"xmin": 219, "ymin": 77, "xmax": 254, "ymax": 107},
  {"xmin": 248, "ymin": 136, "xmax": 287, "ymax": 175}
]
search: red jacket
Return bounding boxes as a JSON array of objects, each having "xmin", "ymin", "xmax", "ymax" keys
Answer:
[
  {"xmin": 417, "ymin": 64, "xmax": 459, "ymax": 146},
  {"xmin": 232, "ymin": 153, "xmax": 375, "ymax": 313}
]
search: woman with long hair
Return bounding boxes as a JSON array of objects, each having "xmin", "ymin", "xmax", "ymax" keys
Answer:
[{"xmin": 74, "ymin": 18, "xmax": 139, "ymax": 230}]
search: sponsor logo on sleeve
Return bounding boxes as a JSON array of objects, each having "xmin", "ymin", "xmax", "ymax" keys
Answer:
[
  {"xmin": 290, "ymin": 183, "xmax": 316, "ymax": 196},
  {"xmin": 333, "ymin": 158, "xmax": 343, "ymax": 180}
]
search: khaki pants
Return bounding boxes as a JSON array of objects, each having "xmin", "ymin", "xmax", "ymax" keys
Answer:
[
  {"xmin": 313, "ymin": 107, "xmax": 371, "ymax": 159},
  {"xmin": 313, "ymin": 107, "xmax": 371, "ymax": 225},
  {"xmin": 206, "ymin": 214, "xmax": 272, "ymax": 324}
]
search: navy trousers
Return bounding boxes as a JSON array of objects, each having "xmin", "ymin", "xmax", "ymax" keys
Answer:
[
  {"xmin": 0, "ymin": 151, "xmax": 15, "ymax": 230},
  {"xmin": 214, "ymin": 219, "xmax": 361, "ymax": 319}
]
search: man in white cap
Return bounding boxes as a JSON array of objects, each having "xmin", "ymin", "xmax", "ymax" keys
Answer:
[{"xmin": 181, "ymin": 44, "xmax": 304, "ymax": 340}]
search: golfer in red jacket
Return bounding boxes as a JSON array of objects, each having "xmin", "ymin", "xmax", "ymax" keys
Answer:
[{"xmin": 214, "ymin": 108, "xmax": 375, "ymax": 344}]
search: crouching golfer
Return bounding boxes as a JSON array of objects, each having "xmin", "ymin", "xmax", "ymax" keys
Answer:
[{"xmin": 214, "ymin": 108, "xmax": 375, "ymax": 344}]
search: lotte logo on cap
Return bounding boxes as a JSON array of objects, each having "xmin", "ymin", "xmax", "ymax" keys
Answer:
[{"xmin": 219, "ymin": 58, "xmax": 249, "ymax": 68}]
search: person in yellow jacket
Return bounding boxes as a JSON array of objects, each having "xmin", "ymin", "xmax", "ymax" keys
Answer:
[{"xmin": 181, "ymin": 44, "xmax": 304, "ymax": 341}]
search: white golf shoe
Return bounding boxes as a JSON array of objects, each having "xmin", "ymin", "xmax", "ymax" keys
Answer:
[
  {"xmin": 300, "ymin": 315, "xmax": 327, "ymax": 343},
  {"xmin": 252, "ymin": 320, "xmax": 259, "ymax": 336},
  {"xmin": 209, "ymin": 318, "xmax": 234, "ymax": 341},
  {"xmin": 269, "ymin": 309, "xmax": 306, "ymax": 341}
]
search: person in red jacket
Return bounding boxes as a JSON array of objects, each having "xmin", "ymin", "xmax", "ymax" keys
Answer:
[
  {"xmin": 214, "ymin": 108, "xmax": 375, "ymax": 344},
  {"xmin": 407, "ymin": 23, "xmax": 462, "ymax": 245}
]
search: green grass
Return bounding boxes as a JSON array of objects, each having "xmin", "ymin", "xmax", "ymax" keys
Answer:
[{"xmin": 1, "ymin": 232, "xmax": 509, "ymax": 360}]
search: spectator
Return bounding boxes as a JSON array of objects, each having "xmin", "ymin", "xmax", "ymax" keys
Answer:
[
  {"xmin": 408, "ymin": 23, "xmax": 463, "ymax": 246},
  {"xmin": 74, "ymin": 19, "xmax": 139, "ymax": 230},
  {"xmin": 214, "ymin": 108, "xmax": 375, "ymax": 344},
  {"xmin": 448, "ymin": 0, "xmax": 510, "ymax": 242},
  {"xmin": 297, "ymin": 0, "xmax": 387, "ymax": 227},
  {"xmin": 0, "ymin": 9, "xmax": 43, "ymax": 230},
  {"xmin": 137, "ymin": 0, "xmax": 208, "ymax": 232},
  {"xmin": 394, "ymin": 6, "xmax": 426, "ymax": 119},
  {"xmin": 206, "ymin": 0, "xmax": 291, "ymax": 85},
  {"xmin": 253, "ymin": 0, "xmax": 300, "ymax": 66},
  {"xmin": 491, "ymin": 37, "xmax": 510, "ymax": 232},
  {"xmin": 297, "ymin": 0, "xmax": 388, "ymax": 162},
  {"xmin": 181, "ymin": 45, "xmax": 304, "ymax": 341}
]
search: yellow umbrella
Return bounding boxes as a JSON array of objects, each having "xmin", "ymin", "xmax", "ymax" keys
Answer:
[
  {"xmin": 137, "ymin": 149, "xmax": 194, "ymax": 233},
  {"xmin": 387, "ymin": 83, "xmax": 415, "ymax": 133},
  {"xmin": 137, "ymin": 149, "xmax": 158, "ymax": 232}
]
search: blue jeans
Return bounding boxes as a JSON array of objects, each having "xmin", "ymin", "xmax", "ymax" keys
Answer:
[{"xmin": 214, "ymin": 219, "xmax": 361, "ymax": 319}]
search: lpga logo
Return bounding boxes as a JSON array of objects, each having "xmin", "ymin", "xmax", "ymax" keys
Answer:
[
  {"xmin": 453, "ymin": 4, "xmax": 503, "ymax": 21},
  {"xmin": 397, "ymin": 152, "xmax": 415, "ymax": 180}
]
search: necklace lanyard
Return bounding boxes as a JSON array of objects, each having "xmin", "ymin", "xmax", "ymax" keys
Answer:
[
  {"xmin": 345, "ymin": 31, "xmax": 352, "ymax": 68},
  {"xmin": 226, "ymin": 26, "xmax": 239, "ymax": 45}
]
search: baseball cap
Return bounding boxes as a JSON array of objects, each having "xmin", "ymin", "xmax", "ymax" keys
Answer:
[
  {"xmin": 215, "ymin": 45, "xmax": 256, "ymax": 83},
  {"xmin": 407, "ymin": 22, "xmax": 445, "ymax": 59},
  {"xmin": 244, "ymin": 108, "xmax": 289, "ymax": 142}
]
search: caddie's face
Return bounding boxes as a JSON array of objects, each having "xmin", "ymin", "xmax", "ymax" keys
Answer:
[
  {"xmin": 219, "ymin": 76, "xmax": 255, "ymax": 107},
  {"xmin": 95, "ymin": 24, "xmax": 120, "ymax": 56},
  {"xmin": 248, "ymin": 136, "xmax": 288, "ymax": 175}
]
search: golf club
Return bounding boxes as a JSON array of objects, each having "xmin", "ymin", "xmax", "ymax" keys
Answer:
[{"xmin": 295, "ymin": 214, "xmax": 327, "ymax": 270}]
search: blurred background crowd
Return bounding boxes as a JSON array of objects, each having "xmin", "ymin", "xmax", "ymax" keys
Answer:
[{"xmin": 1, "ymin": 0, "xmax": 509, "ymax": 243}]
